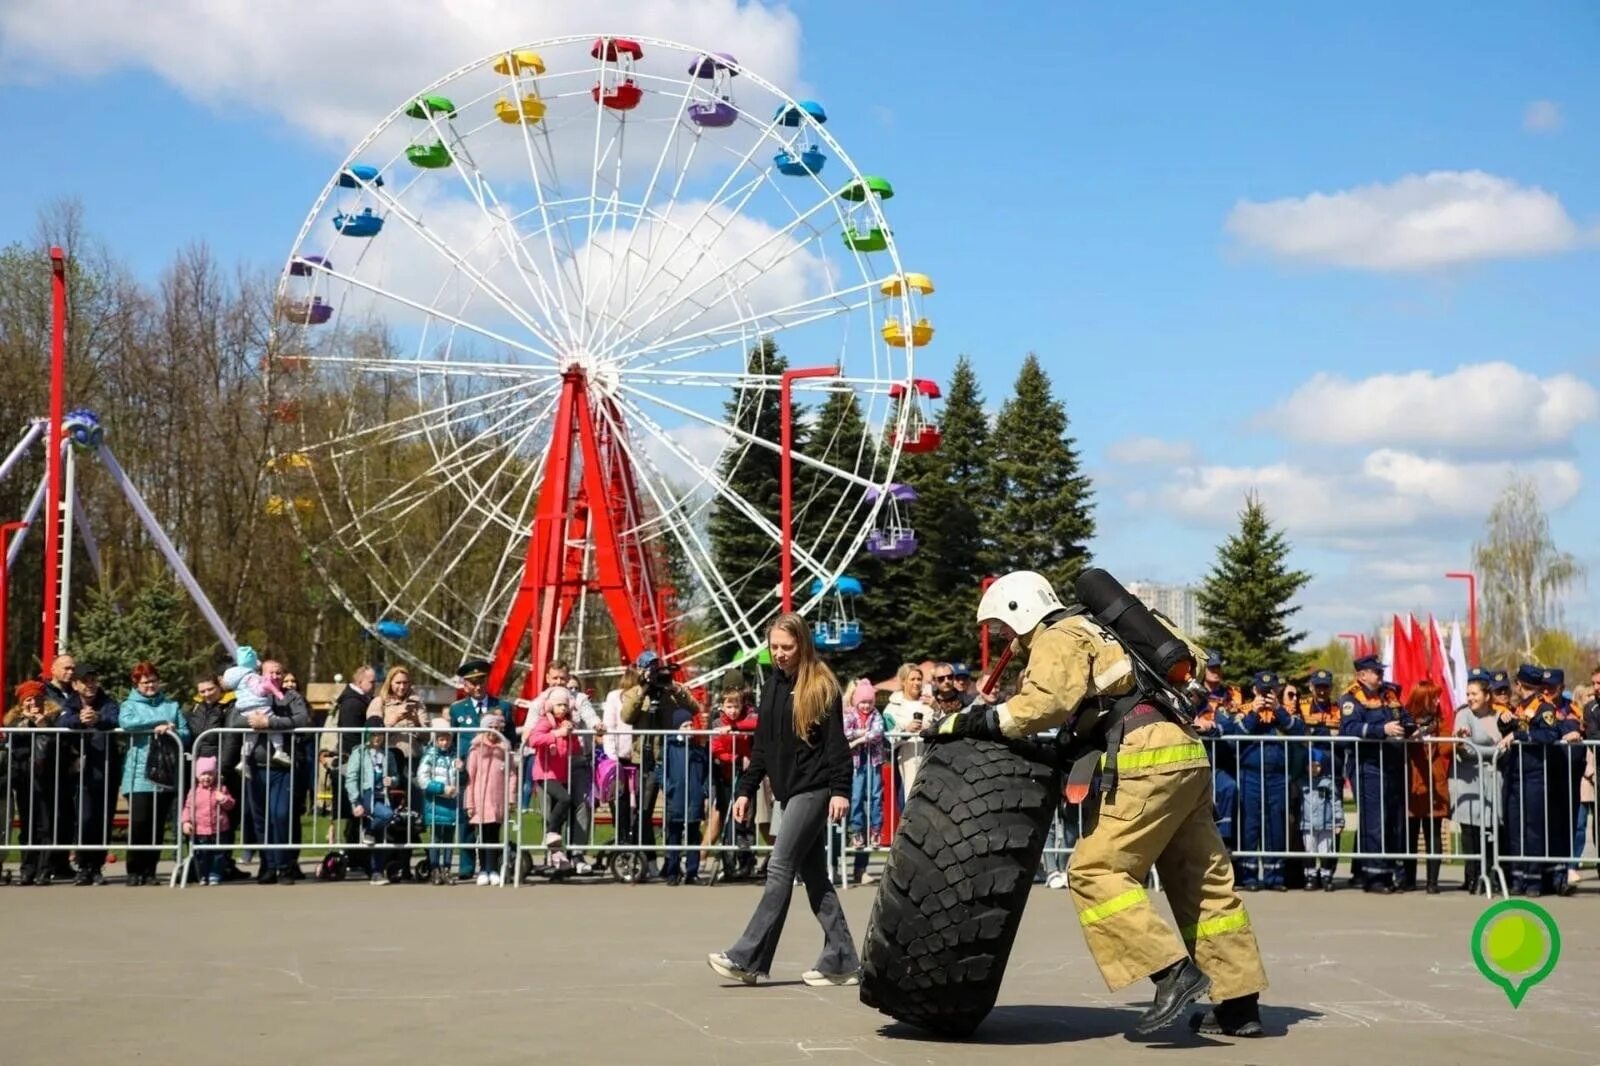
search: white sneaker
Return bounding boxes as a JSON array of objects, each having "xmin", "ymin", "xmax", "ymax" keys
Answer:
[
  {"xmin": 488, "ymin": 871, "xmax": 502, "ymax": 886},
  {"xmin": 476, "ymin": 872, "xmax": 491, "ymax": 886},
  {"xmin": 707, "ymin": 952, "xmax": 759, "ymax": 985},
  {"xmin": 802, "ymin": 968, "xmax": 861, "ymax": 987},
  {"xmin": 1046, "ymin": 871, "xmax": 1068, "ymax": 890},
  {"xmin": 360, "ymin": 832, "xmax": 376, "ymax": 847},
  {"xmin": 370, "ymin": 873, "xmax": 387, "ymax": 885}
]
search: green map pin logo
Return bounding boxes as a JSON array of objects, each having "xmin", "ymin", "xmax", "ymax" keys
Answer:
[{"xmin": 1471, "ymin": 900, "xmax": 1561, "ymax": 1008}]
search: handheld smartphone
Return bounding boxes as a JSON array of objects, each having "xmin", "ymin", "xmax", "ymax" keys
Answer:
[{"xmin": 912, "ymin": 711, "xmax": 924, "ymax": 722}]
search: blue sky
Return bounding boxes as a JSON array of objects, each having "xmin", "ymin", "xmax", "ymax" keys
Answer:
[{"xmin": 4, "ymin": 0, "xmax": 1597, "ymax": 646}]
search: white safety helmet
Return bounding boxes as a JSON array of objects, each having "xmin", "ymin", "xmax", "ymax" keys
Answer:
[{"xmin": 977, "ymin": 571, "xmax": 1064, "ymax": 637}]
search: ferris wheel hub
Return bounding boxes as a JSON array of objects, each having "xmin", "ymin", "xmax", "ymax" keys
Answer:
[{"xmin": 562, "ymin": 349, "xmax": 619, "ymax": 396}]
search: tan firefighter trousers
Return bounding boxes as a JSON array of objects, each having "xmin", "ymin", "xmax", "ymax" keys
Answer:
[{"xmin": 1065, "ymin": 720, "xmax": 1269, "ymax": 999}]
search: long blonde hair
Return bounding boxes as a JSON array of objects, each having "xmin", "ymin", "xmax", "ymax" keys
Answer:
[
  {"xmin": 376, "ymin": 667, "xmax": 413, "ymax": 705},
  {"xmin": 770, "ymin": 613, "xmax": 840, "ymax": 741}
]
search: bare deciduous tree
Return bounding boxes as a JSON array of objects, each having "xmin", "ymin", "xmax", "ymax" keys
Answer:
[{"xmin": 1472, "ymin": 475, "xmax": 1585, "ymax": 663}]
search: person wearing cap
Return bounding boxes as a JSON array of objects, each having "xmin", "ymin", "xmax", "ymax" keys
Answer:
[
  {"xmin": 416, "ymin": 716, "xmax": 463, "ymax": 885},
  {"xmin": 1298, "ymin": 670, "xmax": 1340, "ymax": 890},
  {"xmin": 1198, "ymin": 651, "xmax": 1242, "ymax": 852},
  {"xmin": 1498, "ymin": 664, "xmax": 1566, "ymax": 897},
  {"xmin": 447, "ymin": 658, "xmax": 516, "ymax": 882},
  {"xmin": 936, "ymin": 571, "xmax": 1270, "ymax": 1038},
  {"xmin": 947, "ymin": 663, "xmax": 978, "ymax": 708},
  {"xmin": 5, "ymin": 680, "xmax": 66, "ymax": 885},
  {"xmin": 1338, "ymin": 656, "xmax": 1414, "ymax": 893},
  {"xmin": 1543, "ymin": 669, "xmax": 1584, "ymax": 897},
  {"xmin": 1235, "ymin": 672, "xmax": 1302, "ymax": 891}
]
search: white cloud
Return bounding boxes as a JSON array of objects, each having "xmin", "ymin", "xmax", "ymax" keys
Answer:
[
  {"xmin": 1272, "ymin": 362, "xmax": 1598, "ymax": 453},
  {"xmin": 0, "ymin": 1, "xmax": 803, "ymax": 145},
  {"xmin": 1106, "ymin": 436, "xmax": 1195, "ymax": 466},
  {"xmin": 1225, "ymin": 170, "xmax": 1584, "ymax": 271},
  {"xmin": 1153, "ymin": 450, "xmax": 1582, "ymax": 537},
  {"xmin": 1523, "ymin": 100, "xmax": 1563, "ymax": 134}
]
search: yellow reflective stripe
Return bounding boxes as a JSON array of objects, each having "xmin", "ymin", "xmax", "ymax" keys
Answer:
[
  {"xmin": 1078, "ymin": 887, "xmax": 1148, "ymax": 926},
  {"xmin": 1099, "ymin": 742, "xmax": 1208, "ymax": 772},
  {"xmin": 1181, "ymin": 910, "xmax": 1251, "ymax": 941}
]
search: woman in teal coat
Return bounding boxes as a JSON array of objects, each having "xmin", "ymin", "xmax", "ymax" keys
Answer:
[{"xmin": 119, "ymin": 661, "xmax": 190, "ymax": 885}]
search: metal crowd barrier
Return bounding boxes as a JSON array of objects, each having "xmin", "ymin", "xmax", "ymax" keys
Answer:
[{"xmin": 1, "ymin": 726, "xmax": 186, "ymax": 886}]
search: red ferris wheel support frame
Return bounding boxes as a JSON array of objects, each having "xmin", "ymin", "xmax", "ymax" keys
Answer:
[{"xmin": 487, "ymin": 369, "xmax": 675, "ymax": 710}]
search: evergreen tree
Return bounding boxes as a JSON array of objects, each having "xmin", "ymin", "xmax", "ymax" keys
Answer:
[
  {"xmin": 900, "ymin": 356, "xmax": 991, "ymax": 662},
  {"xmin": 1196, "ymin": 492, "xmax": 1311, "ymax": 676},
  {"xmin": 72, "ymin": 574, "xmax": 212, "ymax": 691},
  {"xmin": 986, "ymin": 353, "xmax": 1095, "ymax": 597},
  {"xmin": 797, "ymin": 386, "xmax": 904, "ymax": 680},
  {"xmin": 707, "ymin": 339, "xmax": 793, "ymax": 652}
]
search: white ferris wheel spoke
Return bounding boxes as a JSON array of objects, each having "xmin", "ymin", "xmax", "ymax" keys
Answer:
[
  {"xmin": 327, "ymin": 385, "xmax": 555, "ymax": 539},
  {"xmin": 594, "ymin": 106, "xmax": 787, "ymax": 353},
  {"xmin": 619, "ymin": 276, "xmax": 879, "ymax": 369},
  {"xmin": 376, "ymin": 397, "xmax": 555, "ymax": 619},
  {"xmin": 424, "ymin": 114, "xmax": 577, "ymax": 350},
  {"xmin": 584, "ymin": 71, "xmax": 702, "ymax": 355},
  {"xmin": 314, "ymin": 378, "xmax": 540, "ymax": 461},
  {"xmin": 350, "ymin": 179, "xmax": 564, "ymax": 358},
  {"xmin": 304, "ymin": 354, "xmax": 556, "ymax": 382},
  {"xmin": 600, "ymin": 166, "xmax": 848, "ymax": 362},
  {"xmin": 619, "ymin": 369, "xmax": 892, "ymax": 392},
  {"xmin": 504, "ymin": 66, "xmax": 583, "ymax": 343},
  {"xmin": 619, "ymin": 381, "xmax": 880, "ymax": 493},
  {"xmin": 590, "ymin": 400, "xmax": 766, "ymax": 650},
  {"xmin": 467, "ymin": 414, "xmax": 554, "ymax": 653},
  {"xmin": 612, "ymin": 392, "xmax": 831, "ymax": 584},
  {"xmin": 303, "ymin": 259, "xmax": 556, "ymax": 365}
]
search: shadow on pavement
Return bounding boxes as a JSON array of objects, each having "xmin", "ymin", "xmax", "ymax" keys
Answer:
[{"xmin": 877, "ymin": 1002, "xmax": 1323, "ymax": 1046}]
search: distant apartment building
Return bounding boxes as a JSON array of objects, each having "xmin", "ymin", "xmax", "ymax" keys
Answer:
[{"xmin": 1126, "ymin": 580, "xmax": 1199, "ymax": 635}]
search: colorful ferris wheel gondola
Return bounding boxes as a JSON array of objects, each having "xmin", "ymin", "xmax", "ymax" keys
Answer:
[
  {"xmin": 881, "ymin": 273, "xmax": 934, "ymax": 348},
  {"xmin": 865, "ymin": 483, "xmax": 918, "ymax": 560},
  {"xmin": 841, "ymin": 176, "xmax": 893, "ymax": 252},
  {"xmin": 687, "ymin": 52, "xmax": 738, "ymax": 128},
  {"xmin": 773, "ymin": 99, "xmax": 827, "ymax": 176},
  {"xmin": 890, "ymin": 378, "xmax": 943, "ymax": 453},
  {"xmin": 404, "ymin": 96, "xmax": 454, "ymax": 169},
  {"xmin": 592, "ymin": 36, "xmax": 644, "ymax": 111},
  {"xmin": 810, "ymin": 575, "xmax": 864, "ymax": 652},
  {"xmin": 278, "ymin": 255, "xmax": 333, "ymax": 326},
  {"xmin": 493, "ymin": 50, "xmax": 548, "ymax": 124}
]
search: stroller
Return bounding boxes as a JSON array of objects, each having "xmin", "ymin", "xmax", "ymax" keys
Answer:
[
  {"xmin": 380, "ymin": 783, "xmax": 428, "ymax": 884},
  {"xmin": 591, "ymin": 753, "xmax": 646, "ymax": 884}
]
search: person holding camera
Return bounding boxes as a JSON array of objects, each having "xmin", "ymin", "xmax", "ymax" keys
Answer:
[
  {"xmin": 621, "ymin": 650, "xmax": 698, "ymax": 882},
  {"xmin": 708, "ymin": 613, "xmax": 859, "ymax": 987}
]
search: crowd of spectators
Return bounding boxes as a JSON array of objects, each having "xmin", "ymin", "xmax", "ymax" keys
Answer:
[{"xmin": 3, "ymin": 648, "xmax": 1596, "ymax": 895}]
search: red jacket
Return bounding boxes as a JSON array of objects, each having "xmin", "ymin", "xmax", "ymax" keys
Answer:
[{"xmin": 710, "ymin": 710, "xmax": 758, "ymax": 780}]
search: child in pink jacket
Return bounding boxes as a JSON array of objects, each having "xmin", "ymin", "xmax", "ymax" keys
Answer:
[
  {"xmin": 466, "ymin": 712, "xmax": 511, "ymax": 885},
  {"xmin": 527, "ymin": 687, "xmax": 580, "ymax": 870},
  {"xmin": 180, "ymin": 756, "xmax": 236, "ymax": 885}
]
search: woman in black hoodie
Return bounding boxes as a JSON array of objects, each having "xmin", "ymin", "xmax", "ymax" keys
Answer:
[{"xmin": 708, "ymin": 613, "xmax": 860, "ymax": 987}]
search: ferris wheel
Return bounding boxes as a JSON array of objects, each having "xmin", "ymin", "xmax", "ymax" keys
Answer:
[{"xmin": 263, "ymin": 34, "xmax": 939, "ymax": 695}]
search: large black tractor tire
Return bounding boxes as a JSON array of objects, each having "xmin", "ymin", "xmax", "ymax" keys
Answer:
[{"xmin": 859, "ymin": 738, "xmax": 1062, "ymax": 1037}]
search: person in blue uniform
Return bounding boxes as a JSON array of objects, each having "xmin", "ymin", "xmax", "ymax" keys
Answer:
[
  {"xmin": 1498, "ymin": 664, "xmax": 1563, "ymax": 897},
  {"xmin": 1299, "ymin": 669, "xmax": 1341, "ymax": 889},
  {"xmin": 1339, "ymin": 657, "xmax": 1414, "ymax": 893},
  {"xmin": 1234, "ymin": 671, "xmax": 1302, "ymax": 891},
  {"xmin": 1197, "ymin": 651, "xmax": 1241, "ymax": 850},
  {"xmin": 446, "ymin": 659, "xmax": 517, "ymax": 882},
  {"xmin": 1542, "ymin": 669, "xmax": 1584, "ymax": 896}
]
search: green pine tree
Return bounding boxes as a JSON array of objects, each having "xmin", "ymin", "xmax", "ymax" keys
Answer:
[
  {"xmin": 1196, "ymin": 492, "xmax": 1311, "ymax": 676},
  {"xmin": 900, "ymin": 356, "xmax": 991, "ymax": 662},
  {"xmin": 797, "ymin": 386, "xmax": 904, "ymax": 679},
  {"xmin": 72, "ymin": 574, "xmax": 211, "ymax": 692},
  {"xmin": 707, "ymin": 338, "xmax": 794, "ymax": 654},
  {"xmin": 986, "ymin": 353, "xmax": 1096, "ymax": 597}
]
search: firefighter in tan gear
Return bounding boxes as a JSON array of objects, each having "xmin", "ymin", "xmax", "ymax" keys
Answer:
[{"xmin": 935, "ymin": 570, "xmax": 1269, "ymax": 1037}]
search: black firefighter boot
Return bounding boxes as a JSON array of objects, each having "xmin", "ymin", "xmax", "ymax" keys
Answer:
[
  {"xmin": 1190, "ymin": 993, "xmax": 1264, "ymax": 1037},
  {"xmin": 1134, "ymin": 958, "xmax": 1211, "ymax": 1036}
]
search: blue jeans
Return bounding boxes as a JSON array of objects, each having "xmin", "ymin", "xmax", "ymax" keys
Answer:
[
  {"xmin": 849, "ymin": 761, "xmax": 882, "ymax": 838},
  {"xmin": 664, "ymin": 821, "xmax": 700, "ymax": 879},
  {"xmin": 244, "ymin": 768, "xmax": 294, "ymax": 873},
  {"xmin": 1574, "ymin": 802, "xmax": 1591, "ymax": 872},
  {"xmin": 428, "ymin": 824, "xmax": 456, "ymax": 871}
]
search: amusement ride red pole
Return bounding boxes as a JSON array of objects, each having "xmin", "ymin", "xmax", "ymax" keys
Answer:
[
  {"xmin": 1, "ymin": 521, "xmax": 29, "ymax": 709},
  {"xmin": 43, "ymin": 248, "xmax": 67, "ymax": 667},
  {"xmin": 1445, "ymin": 571, "xmax": 1479, "ymax": 665},
  {"xmin": 779, "ymin": 364, "xmax": 838, "ymax": 613},
  {"xmin": 979, "ymin": 575, "xmax": 997, "ymax": 674}
]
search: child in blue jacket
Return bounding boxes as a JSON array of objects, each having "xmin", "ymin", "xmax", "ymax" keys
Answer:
[{"xmin": 416, "ymin": 719, "xmax": 461, "ymax": 885}]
